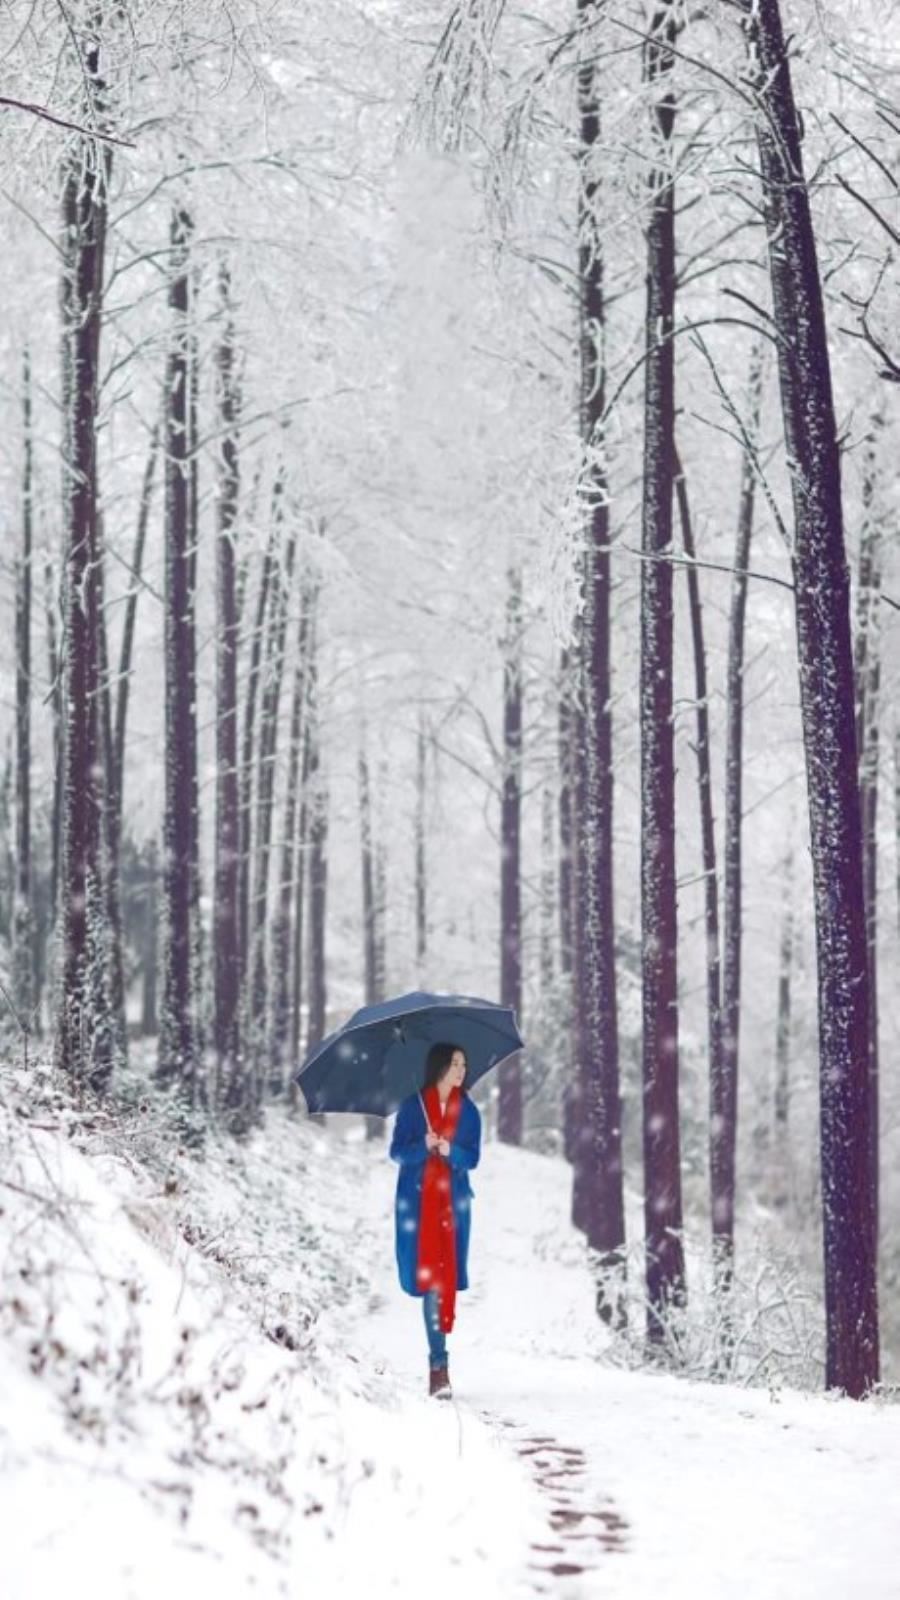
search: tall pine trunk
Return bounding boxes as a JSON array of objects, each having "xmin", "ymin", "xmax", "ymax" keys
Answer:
[
  {"xmin": 305, "ymin": 632, "xmax": 328, "ymax": 1057},
  {"xmin": 248, "ymin": 511, "xmax": 297, "ymax": 1105},
  {"xmin": 415, "ymin": 710, "xmax": 428, "ymax": 982},
  {"xmin": 271, "ymin": 583, "xmax": 311, "ymax": 1092},
  {"xmin": 239, "ymin": 505, "xmax": 278, "ymax": 997},
  {"xmin": 96, "ymin": 525, "xmax": 128, "ymax": 1069},
  {"xmin": 673, "ymin": 454, "xmax": 722, "ymax": 1273},
  {"xmin": 853, "ymin": 415, "xmax": 882, "ymax": 1248},
  {"xmin": 739, "ymin": 0, "xmax": 878, "ymax": 1396},
  {"xmin": 569, "ymin": 0, "xmax": 626, "ymax": 1322},
  {"xmin": 497, "ymin": 564, "xmax": 523, "ymax": 1145},
  {"xmin": 359, "ymin": 737, "xmax": 378, "ymax": 1006},
  {"xmin": 55, "ymin": 39, "xmax": 114, "ymax": 1090},
  {"xmin": 114, "ymin": 420, "xmax": 159, "ymax": 822},
  {"xmin": 15, "ymin": 348, "xmax": 34, "ymax": 1031},
  {"xmin": 559, "ymin": 646, "xmax": 578, "ymax": 1163},
  {"xmin": 640, "ymin": 3, "xmax": 686, "ymax": 1344},
  {"xmin": 772, "ymin": 820, "xmax": 795, "ymax": 1211},
  {"xmin": 157, "ymin": 205, "xmax": 199, "ymax": 1112},
  {"xmin": 214, "ymin": 264, "xmax": 242, "ymax": 1120},
  {"xmin": 45, "ymin": 558, "xmax": 64, "ymax": 928}
]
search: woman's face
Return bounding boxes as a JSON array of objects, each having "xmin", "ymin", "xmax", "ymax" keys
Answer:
[{"xmin": 441, "ymin": 1049, "xmax": 467, "ymax": 1091}]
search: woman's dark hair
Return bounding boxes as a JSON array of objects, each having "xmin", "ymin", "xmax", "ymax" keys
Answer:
[{"xmin": 423, "ymin": 1042, "xmax": 469, "ymax": 1092}]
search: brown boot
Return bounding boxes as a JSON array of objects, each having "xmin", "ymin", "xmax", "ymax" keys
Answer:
[{"xmin": 429, "ymin": 1363, "xmax": 451, "ymax": 1398}]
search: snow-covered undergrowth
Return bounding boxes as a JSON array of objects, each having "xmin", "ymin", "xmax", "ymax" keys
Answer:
[{"xmin": 0, "ymin": 1057, "xmax": 536, "ymax": 1599}]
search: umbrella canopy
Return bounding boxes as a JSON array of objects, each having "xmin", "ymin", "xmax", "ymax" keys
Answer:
[{"xmin": 292, "ymin": 989, "xmax": 524, "ymax": 1116}]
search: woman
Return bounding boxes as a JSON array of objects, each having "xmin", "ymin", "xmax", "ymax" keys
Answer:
[{"xmin": 389, "ymin": 1041, "xmax": 481, "ymax": 1398}]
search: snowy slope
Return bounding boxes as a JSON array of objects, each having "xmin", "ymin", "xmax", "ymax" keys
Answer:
[{"xmin": 2, "ymin": 1070, "xmax": 899, "ymax": 1600}]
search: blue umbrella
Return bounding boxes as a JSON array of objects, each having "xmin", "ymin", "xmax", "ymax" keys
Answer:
[{"xmin": 292, "ymin": 989, "xmax": 524, "ymax": 1116}]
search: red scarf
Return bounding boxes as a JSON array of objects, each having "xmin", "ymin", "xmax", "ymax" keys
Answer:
[{"xmin": 416, "ymin": 1083, "xmax": 463, "ymax": 1333}]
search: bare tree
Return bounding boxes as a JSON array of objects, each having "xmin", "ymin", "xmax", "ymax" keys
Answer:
[
  {"xmin": 157, "ymin": 204, "xmax": 200, "ymax": 1115},
  {"xmin": 214, "ymin": 264, "xmax": 242, "ymax": 1117},
  {"xmin": 498, "ymin": 563, "xmax": 524, "ymax": 1145},
  {"xmin": 55, "ymin": 33, "xmax": 115, "ymax": 1090},
  {"xmin": 738, "ymin": 0, "xmax": 879, "ymax": 1397},
  {"xmin": 569, "ymin": 0, "xmax": 626, "ymax": 1325},
  {"xmin": 639, "ymin": 2, "xmax": 686, "ymax": 1344}
]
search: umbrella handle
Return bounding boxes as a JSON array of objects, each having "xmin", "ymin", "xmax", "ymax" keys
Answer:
[{"xmin": 418, "ymin": 1091, "xmax": 433, "ymax": 1135}]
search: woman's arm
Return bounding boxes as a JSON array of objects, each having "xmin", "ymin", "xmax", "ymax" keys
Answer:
[
  {"xmin": 447, "ymin": 1104, "xmax": 481, "ymax": 1171},
  {"xmin": 389, "ymin": 1099, "xmax": 428, "ymax": 1167}
]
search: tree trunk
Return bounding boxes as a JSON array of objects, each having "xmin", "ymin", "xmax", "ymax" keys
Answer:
[
  {"xmin": 714, "ymin": 346, "xmax": 764, "ymax": 1294},
  {"xmin": 96, "ymin": 523, "xmax": 129, "ymax": 1069},
  {"xmin": 772, "ymin": 824, "xmax": 795, "ymax": 1212},
  {"xmin": 853, "ymin": 414, "xmax": 882, "ymax": 1250},
  {"xmin": 214, "ymin": 263, "xmax": 243, "ymax": 1122},
  {"xmin": 673, "ymin": 451, "xmax": 723, "ymax": 1264},
  {"xmin": 569, "ymin": 0, "xmax": 626, "ymax": 1323},
  {"xmin": 271, "ymin": 581, "xmax": 312, "ymax": 1093},
  {"xmin": 186, "ymin": 288, "xmax": 206, "ymax": 1075},
  {"xmin": 14, "ymin": 347, "xmax": 34, "ymax": 1032},
  {"xmin": 157, "ymin": 204, "xmax": 199, "ymax": 1113},
  {"xmin": 142, "ymin": 835, "xmax": 159, "ymax": 1036},
  {"xmin": 248, "ymin": 509, "xmax": 297, "ymax": 1105},
  {"xmin": 359, "ymin": 737, "xmax": 378, "ymax": 1006},
  {"xmin": 306, "ymin": 645, "xmax": 328, "ymax": 1057},
  {"xmin": 239, "ymin": 501, "xmax": 279, "ymax": 996},
  {"xmin": 640, "ymin": 3, "xmax": 686, "ymax": 1345},
  {"xmin": 45, "ymin": 558, "xmax": 64, "ymax": 930},
  {"xmin": 498, "ymin": 564, "xmax": 523, "ymax": 1146},
  {"xmin": 114, "ymin": 420, "xmax": 159, "ymax": 822},
  {"xmin": 559, "ymin": 646, "xmax": 578, "ymax": 1164},
  {"xmin": 415, "ymin": 710, "xmax": 428, "ymax": 982},
  {"xmin": 739, "ymin": 0, "xmax": 878, "ymax": 1396},
  {"xmin": 55, "ymin": 40, "xmax": 114, "ymax": 1091}
]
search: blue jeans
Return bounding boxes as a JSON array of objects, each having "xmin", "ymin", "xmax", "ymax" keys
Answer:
[{"xmin": 423, "ymin": 1289, "xmax": 448, "ymax": 1368}]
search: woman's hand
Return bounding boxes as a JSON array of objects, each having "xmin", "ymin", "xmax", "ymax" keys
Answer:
[
  {"xmin": 425, "ymin": 1129, "xmax": 439, "ymax": 1151},
  {"xmin": 437, "ymin": 1137, "xmax": 450, "ymax": 1158}
]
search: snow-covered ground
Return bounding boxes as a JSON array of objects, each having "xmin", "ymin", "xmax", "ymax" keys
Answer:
[{"xmin": 2, "ymin": 1069, "xmax": 899, "ymax": 1599}]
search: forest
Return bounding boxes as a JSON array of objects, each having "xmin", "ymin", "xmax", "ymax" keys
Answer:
[{"xmin": 1, "ymin": 2, "xmax": 900, "ymax": 1592}]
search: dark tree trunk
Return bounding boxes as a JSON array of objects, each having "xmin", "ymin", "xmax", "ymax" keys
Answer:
[
  {"xmin": 45, "ymin": 559, "xmax": 64, "ymax": 928},
  {"xmin": 558, "ymin": 646, "xmax": 575, "ymax": 986},
  {"xmin": 186, "ymin": 291, "xmax": 206, "ymax": 1073},
  {"xmin": 305, "ymin": 640, "xmax": 328, "ymax": 1057},
  {"xmin": 569, "ymin": 0, "xmax": 626, "ymax": 1323},
  {"xmin": 373, "ymin": 758, "xmax": 387, "ymax": 998},
  {"xmin": 248, "ymin": 511, "xmax": 297, "ymax": 1104},
  {"xmin": 853, "ymin": 415, "xmax": 882, "ymax": 1249},
  {"xmin": 772, "ymin": 825, "xmax": 795, "ymax": 1211},
  {"xmin": 214, "ymin": 264, "xmax": 243, "ymax": 1121},
  {"xmin": 714, "ymin": 347, "xmax": 764, "ymax": 1294},
  {"xmin": 640, "ymin": 3, "xmax": 686, "ymax": 1344},
  {"xmin": 539, "ymin": 784, "xmax": 555, "ymax": 1012},
  {"xmin": 271, "ymin": 582, "xmax": 312, "ymax": 1093},
  {"xmin": 239, "ymin": 501, "xmax": 279, "ymax": 997},
  {"xmin": 360, "ymin": 741, "xmax": 387, "ymax": 1141},
  {"xmin": 157, "ymin": 205, "xmax": 199, "ymax": 1111},
  {"xmin": 415, "ymin": 711, "xmax": 427, "ymax": 981},
  {"xmin": 739, "ymin": 0, "xmax": 878, "ymax": 1396},
  {"xmin": 142, "ymin": 835, "xmax": 159, "ymax": 1036},
  {"xmin": 497, "ymin": 564, "xmax": 523, "ymax": 1146},
  {"xmin": 55, "ymin": 40, "xmax": 115, "ymax": 1091},
  {"xmin": 287, "ymin": 583, "xmax": 319, "ymax": 1114},
  {"xmin": 359, "ymin": 739, "xmax": 378, "ymax": 1006},
  {"xmin": 15, "ymin": 347, "xmax": 34, "ymax": 1030},
  {"xmin": 96, "ymin": 525, "xmax": 128, "ymax": 1069},
  {"xmin": 559, "ymin": 646, "xmax": 578, "ymax": 1165},
  {"xmin": 114, "ymin": 420, "xmax": 159, "ymax": 821},
  {"xmin": 673, "ymin": 452, "xmax": 723, "ymax": 1258}
]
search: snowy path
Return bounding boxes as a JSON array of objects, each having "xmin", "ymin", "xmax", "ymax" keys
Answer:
[{"xmin": 357, "ymin": 1133, "xmax": 900, "ymax": 1600}]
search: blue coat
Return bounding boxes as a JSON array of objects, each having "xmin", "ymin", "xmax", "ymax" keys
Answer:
[{"xmin": 389, "ymin": 1091, "xmax": 481, "ymax": 1296}]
